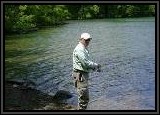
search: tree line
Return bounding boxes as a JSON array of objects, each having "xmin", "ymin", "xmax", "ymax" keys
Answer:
[{"xmin": 5, "ymin": 5, "xmax": 155, "ymax": 34}]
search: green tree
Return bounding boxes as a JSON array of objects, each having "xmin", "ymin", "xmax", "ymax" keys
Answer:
[
  {"xmin": 78, "ymin": 5, "xmax": 100, "ymax": 19},
  {"xmin": 5, "ymin": 5, "xmax": 19, "ymax": 33},
  {"xmin": 13, "ymin": 5, "xmax": 36, "ymax": 32},
  {"xmin": 149, "ymin": 5, "xmax": 155, "ymax": 16},
  {"xmin": 66, "ymin": 5, "xmax": 81, "ymax": 19},
  {"xmin": 5, "ymin": 4, "xmax": 155, "ymax": 34}
]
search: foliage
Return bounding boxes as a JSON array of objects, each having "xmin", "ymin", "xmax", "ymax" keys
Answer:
[
  {"xmin": 78, "ymin": 5, "xmax": 100, "ymax": 19},
  {"xmin": 5, "ymin": 5, "xmax": 155, "ymax": 34}
]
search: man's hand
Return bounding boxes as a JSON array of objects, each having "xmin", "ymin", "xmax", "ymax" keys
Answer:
[
  {"xmin": 97, "ymin": 64, "xmax": 101, "ymax": 72},
  {"xmin": 93, "ymin": 63, "xmax": 101, "ymax": 72}
]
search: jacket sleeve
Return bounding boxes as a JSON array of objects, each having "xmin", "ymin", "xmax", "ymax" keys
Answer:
[{"xmin": 76, "ymin": 49, "xmax": 98, "ymax": 70}]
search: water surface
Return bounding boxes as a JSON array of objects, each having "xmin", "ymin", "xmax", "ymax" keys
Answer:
[{"xmin": 5, "ymin": 17, "xmax": 155, "ymax": 110}]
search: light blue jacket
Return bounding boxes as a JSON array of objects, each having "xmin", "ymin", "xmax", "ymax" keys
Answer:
[{"xmin": 73, "ymin": 42, "xmax": 98, "ymax": 72}]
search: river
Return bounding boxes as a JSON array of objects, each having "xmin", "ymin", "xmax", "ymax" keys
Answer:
[{"xmin": 5, "ymin": 17, "xmax": 155, "ymax": 110}]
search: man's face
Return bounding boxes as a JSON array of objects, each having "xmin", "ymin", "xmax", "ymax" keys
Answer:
[{"xmin": 82, "ymin": 38, "xmax": 91, "ymax": 47}]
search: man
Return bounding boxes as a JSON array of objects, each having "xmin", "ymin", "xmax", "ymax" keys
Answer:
[{"xmin": 72, "ymin": 33, "xmax": 101, "ymax": 110}]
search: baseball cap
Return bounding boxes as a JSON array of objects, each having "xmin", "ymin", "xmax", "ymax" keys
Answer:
[{"xmin": 80, "ymin": 33, "xmax": 92, "ymax": 40}]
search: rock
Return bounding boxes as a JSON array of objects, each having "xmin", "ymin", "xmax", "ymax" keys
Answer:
[
  {"xmin": 6, "ymin": 79, "xmax": 36, "ymax": 90},
  {"xmin": 64, "ymin": 105, "xmax": 77, "ymax": 110},
  {"xmin": 12, "ymin": 84, "xmax": 18, "ymax": 88},
  {"xmin": 53, "ymin": 90, "xmax": 73, "ymax": 100}
]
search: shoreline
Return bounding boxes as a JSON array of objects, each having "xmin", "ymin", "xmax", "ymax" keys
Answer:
[{"xmin": 4, "ymin": 82, "xmax": 76, "ymax": 110}]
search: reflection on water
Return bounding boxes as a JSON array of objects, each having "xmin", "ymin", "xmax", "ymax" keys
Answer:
[{"xmin": 5, "ymin": 17, "xmax": 155, "ymax": 110}]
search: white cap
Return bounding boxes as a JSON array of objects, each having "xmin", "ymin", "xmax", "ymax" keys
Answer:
[{"xmin": 80, "ymin": 33, "xmax": 92, "ymax": 40}]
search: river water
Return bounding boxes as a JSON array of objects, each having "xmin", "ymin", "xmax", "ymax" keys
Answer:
[{"xmin": 5, "ymin": 17, "xmax": 155, "ymax": 110}]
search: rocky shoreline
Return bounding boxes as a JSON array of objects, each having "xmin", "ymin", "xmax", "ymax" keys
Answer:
[{"xmin": 4, "ymin": 82, "xmax": 76, "ymax": 110}]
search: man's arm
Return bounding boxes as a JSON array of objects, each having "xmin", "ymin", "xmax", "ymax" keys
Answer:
[{"xmin": 76, "ymin": 49, "xmax": 99, "ymax": 70}]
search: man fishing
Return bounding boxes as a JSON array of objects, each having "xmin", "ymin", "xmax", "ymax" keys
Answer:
[{"xmin": 72, "ymin": 32, "xmax": 101, "ymax": 110}]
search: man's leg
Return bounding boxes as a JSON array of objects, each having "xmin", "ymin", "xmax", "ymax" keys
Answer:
[{"xmin": 77, "ymin": 72, "xmax": 89, "ymax": 110}]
